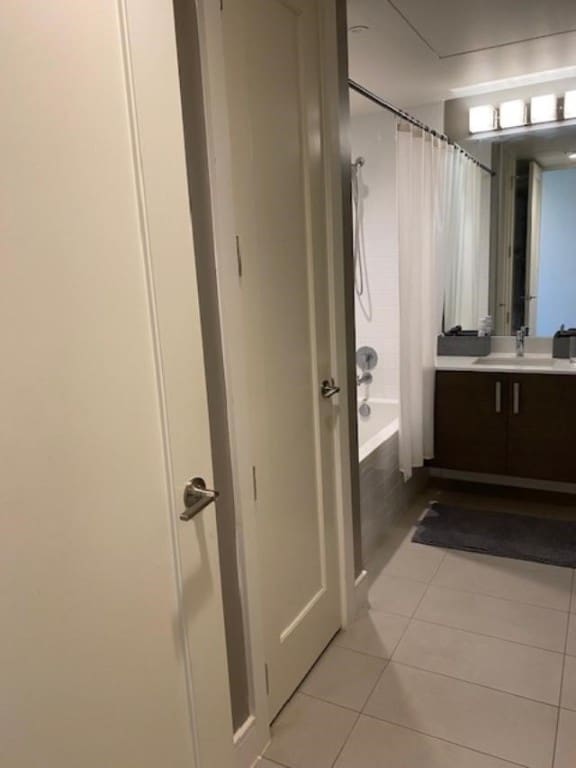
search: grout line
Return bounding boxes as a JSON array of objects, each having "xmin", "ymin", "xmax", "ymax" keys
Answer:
[
  {"xmin": 360, "ymin": 712, "xmax": 531, "ymax": 768},
  {"xmin": 361, "ymin": 657, "xmax": 392, "ymax": 709},
  {"xmin": 386, "ymin": 658, "xmax": 559, "ymax": 708},
  {"xmin": 552, "ymin": 568, "xmax": 575, "ymax": 764},
  {"xmin": 258, "ymin": 758, "xmax": 290, "ymax": 768},
  {"xmin": 370, "ymin": 569, "xmax": 434, "ymax": 587},
  {"xmin": 405, "ymin": 614, "xmax": 567, "ymax": 655},
  {"xmin": 298, "ymin": 689, "xmax": 370, "ymax": 715},
  {"xmin": 328, "ymin": 537, "xmax": 446, "ymax": 765},
  {"xmin": 356, "ymin": 553, "xmax": 450, "ymax": 733},
  {"xmin": 327, "ymin": 657, "xmax": 394, "ymax": 767},
  {"xmin": 299, "ymin": 651, "xmax": 393, "ymax": 716},
  {"xmin": 331, "ymin": 640, "xmax": 394, "ymax": 662},
  {"xmin": 335, "ymin": 612, "xmax": 565, "ymax": 664},
  {"xmin": 389, "ymin": 549, "xmax": 449, "ymax": 628},
  {"xmin": 366, "ymin": 543, "xmax": 448, "ymax": 663},
  {"xmin": 404, "ymin": 614, "xmax": 566, "ymax": 656},
  {"xmin": 329, "ymin": 711, "xmax": 361, "ymax": 768},
  {"xmin": 380, "ymin": 550, "xmax": 448, "ymax": 661},
  {"xmin": 422, "ymin": 578, "xmax": 572, "ymax": 616}
]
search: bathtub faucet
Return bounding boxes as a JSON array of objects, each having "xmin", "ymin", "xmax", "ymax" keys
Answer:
[{"xmin": 357, "ymin": 371, "xmax": 373, "ymax": 386}]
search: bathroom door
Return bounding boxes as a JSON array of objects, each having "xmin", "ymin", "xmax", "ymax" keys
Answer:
[
  {"xmin": 1, "ymin": 2, "xmax": 233, "ymax": 767},
  {"xmin": 222, "ymin": 0, "xmax": 341, "ymax": 718}
]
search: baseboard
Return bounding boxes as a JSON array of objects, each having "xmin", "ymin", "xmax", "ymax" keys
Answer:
[
  {"xmin": 234, "ymin": 714, "xmax": 269, "ymax": 768},
  {"xmin": 430, "ymin": 468, "xmax": 576, "ymax": 499},
  {"xmin": 353, "ymin": 568, "xmax": 369, "ymax": 617}
]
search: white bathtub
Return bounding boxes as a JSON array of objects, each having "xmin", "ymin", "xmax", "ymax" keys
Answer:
[{"xmin": 358, "ymin": 399, "xmax": 399, "ymax": 461}]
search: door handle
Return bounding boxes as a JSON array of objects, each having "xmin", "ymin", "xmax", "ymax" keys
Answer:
[
  {"xmin": 180, "ymin": 477, "xmax": 220, "ymax": 521},
  {"xmin": 513, "ymin": 382, "xmax": 520, "ymax": 415},
  {"xmin": 321, "ymin": 378, "xmax": 340, "ymax": 399},
  {"xmin": 495, "ymin": 381, "xmax": 502, "ymax": 414}
]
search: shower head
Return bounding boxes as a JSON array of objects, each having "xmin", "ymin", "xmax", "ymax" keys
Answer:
[{"xmin": 352, "ymin": 156, "xmax": 365, "ymax": 169}]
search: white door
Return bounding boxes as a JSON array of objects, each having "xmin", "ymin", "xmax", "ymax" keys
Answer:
[
  {"xmin": 526, "ymin": 161, "xmax": 543, "ymax": 332},
  {"xmin": 222, "ymin": 0, "xmax": 341, "ymax": 718},
  {"xmin": 1, "ymin": 2, "xmax": 233, "ymax": 767}
]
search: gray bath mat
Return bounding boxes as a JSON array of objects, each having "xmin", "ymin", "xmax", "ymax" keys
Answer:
[{"xmin": 413, "ymin": 502, "xmax": 576, "ymax": 568}]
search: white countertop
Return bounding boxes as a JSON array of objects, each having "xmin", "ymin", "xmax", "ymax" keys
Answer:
[{"xmin": 437, "ymin": 353, "xmax": 576, "ymax": 375}]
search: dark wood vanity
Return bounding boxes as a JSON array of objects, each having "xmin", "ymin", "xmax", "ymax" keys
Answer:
[{"xmin": 434, "ymin": 371, "xmax": 576, "ymax": 483}]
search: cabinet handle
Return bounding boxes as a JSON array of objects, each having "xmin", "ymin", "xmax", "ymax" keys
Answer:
[
  {"xmin": 495, "ymin": 381, "xmax": 502, "ymax": 414},
  {"xmin": 513, "ymin": 382, "xmax": 520, "ymax": 415}
]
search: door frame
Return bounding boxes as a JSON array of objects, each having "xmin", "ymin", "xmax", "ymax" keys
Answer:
[{"xmin": 194, "ymin": 0, "xmax": 357, "ymax": 763}]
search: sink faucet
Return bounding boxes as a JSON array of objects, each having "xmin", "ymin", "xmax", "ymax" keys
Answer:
[{"xmin": 516, "ymin": 326, "xmax": 528, "ymax": 357}]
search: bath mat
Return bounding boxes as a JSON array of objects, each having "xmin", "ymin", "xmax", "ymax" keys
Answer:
[{"xmin": 412, "ymin": 502, "xmax": 576, "ymax": 568}]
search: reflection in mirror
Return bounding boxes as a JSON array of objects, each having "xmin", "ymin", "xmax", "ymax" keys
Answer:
[{"xmin": 490, "ymin": 123, "xmax": 576, "ymax": 336}]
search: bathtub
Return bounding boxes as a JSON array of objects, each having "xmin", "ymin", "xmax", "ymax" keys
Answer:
[
  {"xmin": 357, "ymin": 399, "xmax": 402, "ymax": 562},
  {"xmin": 356, "ymin": 397, "xmax": 427, "ymax": 562},
  {"xmin": 358, "ymin": 399, "xmax": 399, "ymax": 461}
]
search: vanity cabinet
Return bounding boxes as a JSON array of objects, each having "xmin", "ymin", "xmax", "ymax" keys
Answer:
[
  {"xmin": 435, "ymin": 371, "xmax": 508, "ymax": 475},
  {"xmin": 435, "ymin": 371, "xmax": 576, "ymax": 483},
  {"xmin": 507, "ymin": 374, "xmax": 576, "ymax": 482}
]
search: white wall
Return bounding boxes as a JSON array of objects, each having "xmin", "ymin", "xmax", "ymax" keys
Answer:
[
  {"xmin": 351, "ymin": 110, "xmax": 400, "ymax": 401},
  {"xmin": 410, "ymin": 102, "xmax": 445, "ymax": 133}
]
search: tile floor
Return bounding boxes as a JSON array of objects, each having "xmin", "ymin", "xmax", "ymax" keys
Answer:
[{"xmin": 259, "ymin": 488, "xmax": 576, "ymax": 768}]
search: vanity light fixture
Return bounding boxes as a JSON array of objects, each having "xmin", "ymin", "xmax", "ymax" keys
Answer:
[
  {"xmin": 469, "ymin": 104, "xmax": 497, "ymax": 134},
  {"xmin": 564, "ymin": 90, "xmax": 576, "ymax": 119},
  {"xmin": 530, "ymin": 94, "xmax": 557, "ymax": 124},
  {"xmin": 499, "ymin": 99, "xmax": 526, "ymax": 129},
  {"xmin": 469, "ymin": 90, "xmax": 576, "ymax": 135}
]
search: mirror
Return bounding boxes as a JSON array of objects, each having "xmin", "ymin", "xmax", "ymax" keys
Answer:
[{"xmin": 489, "ymin": 124, "xmax": 576, "ymax": 336}]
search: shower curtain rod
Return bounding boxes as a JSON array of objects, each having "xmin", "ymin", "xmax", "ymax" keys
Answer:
[{"xmin": 349, "ymin": 79, "xmax": 495, "ymax": 177}]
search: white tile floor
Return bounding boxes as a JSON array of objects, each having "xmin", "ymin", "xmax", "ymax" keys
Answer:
[{"xmin": 260, "ymin": 490, "xmax": 576, "ymax": 768}]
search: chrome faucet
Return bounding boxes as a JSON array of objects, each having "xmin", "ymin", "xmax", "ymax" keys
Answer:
[
  {"xmin": 516, "ymin": 326, "xmax": 528, "ymax": 357},
  {"xmin": 357, "ymin": 371, "xmax": 373, "ymax": 386}
]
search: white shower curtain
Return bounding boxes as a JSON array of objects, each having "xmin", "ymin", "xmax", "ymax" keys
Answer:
[
  {"xmin": 442, "ymin": 149, "xmax": 486, "ymax": 330},
  {"xmin": 397, "ymin": 123, "xmax": 485, "ymax": 479},
  {"xmin": 397, "ymin": 124, "xmax": 445, "ymax": 480}
]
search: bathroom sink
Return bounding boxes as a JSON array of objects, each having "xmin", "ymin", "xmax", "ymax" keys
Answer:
[{"xmin": 474, "ymin": 356, "xmax": 553, "ymax": 368}]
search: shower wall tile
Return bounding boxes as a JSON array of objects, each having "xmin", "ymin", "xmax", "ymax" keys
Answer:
[{"xmin": 352, "ymin": 111, "xmax": 400, "ymax": 402}]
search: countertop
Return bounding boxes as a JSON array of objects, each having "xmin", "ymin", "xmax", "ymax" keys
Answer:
[{"xmin": 436, "ymin": 353, "xmax": 576, "ymax": 375}]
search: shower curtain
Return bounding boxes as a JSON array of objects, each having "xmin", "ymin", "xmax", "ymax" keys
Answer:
[
  {"xmin": 442, "ymin": 149, "xmax": 487, "ymax": 330},
  {"xmin": 397, "ymin": 122, "xmax": 485, "ymax": 479}
]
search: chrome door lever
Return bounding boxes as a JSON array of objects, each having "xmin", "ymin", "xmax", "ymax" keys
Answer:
[
  {"xmin": 180, "ymin": 477, "xmax": 220, "ymax": 522},
  {"xmin": 321, "ymin": 378, "xmax": 340, "ymax": 399}
]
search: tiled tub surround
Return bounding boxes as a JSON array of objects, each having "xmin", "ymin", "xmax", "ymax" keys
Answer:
[
  {"xmin": 358, "ymin": 403, "xmax": 427, "ymax": 563},
  {"xmin": 351, "ymin": 111, "xmax": 400, "ymax": 403},
  {"xmin": 262, "ymin": 489, "xmax": 576, "ymax": 768}
]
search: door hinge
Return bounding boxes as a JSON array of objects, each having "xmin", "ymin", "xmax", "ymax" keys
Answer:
[
  {"xmin": 265, "ymin": 663, "xmax": 270, "ymax": 695},
  {"xmin": 252, "ymin": 465, "xmax": 257, "ymax": 501},
  {"xmin": 235, "ymin": 235, "xmax": 242, "ymax": 278}
]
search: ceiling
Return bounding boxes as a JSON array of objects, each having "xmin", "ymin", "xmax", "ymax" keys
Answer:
[{"xmin": 348, "ymin": 0, "xmax": 576, "ymax": 110}]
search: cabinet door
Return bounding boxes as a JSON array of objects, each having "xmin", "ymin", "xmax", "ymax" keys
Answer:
[
  {"xmin": 507, "ymin": 374, "xmax": 576, "ymax": 482},
  {"xmin": 435, "ymin": 371, "xmax": 508, "ymax": 474}
]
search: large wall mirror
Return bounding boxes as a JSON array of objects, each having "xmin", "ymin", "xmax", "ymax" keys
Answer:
[{"xmin": 490, "ymin": 124, "xmax": 576, "ymax": 336}]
